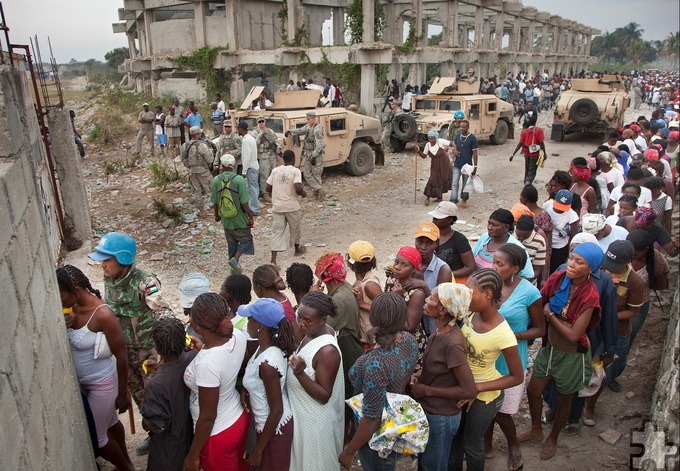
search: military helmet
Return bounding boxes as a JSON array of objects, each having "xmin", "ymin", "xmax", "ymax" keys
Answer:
[
  {"xmin": 89, "ymin": 232, "xmax": 137, "ymax": 265},
  {"xmin": 454, "ymin": 110, "xmax": 465, "ymax": 119}
]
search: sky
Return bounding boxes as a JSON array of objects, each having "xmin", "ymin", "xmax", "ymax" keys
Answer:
[{"xmin": 3, "ymin": 0, "xmax": 678, "ymax": 63}]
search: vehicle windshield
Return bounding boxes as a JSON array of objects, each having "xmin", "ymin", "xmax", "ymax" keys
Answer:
[
  {"xmin": 415, "ymin": 99, "xmax": 437, "ymax": 110},
  {"xmin": 240, "ymin": 117, "xmax": 284, "ymax": 133},
  {"xmin": 438, "ymin": 100, "xmax": 461, "ymax": 112}
]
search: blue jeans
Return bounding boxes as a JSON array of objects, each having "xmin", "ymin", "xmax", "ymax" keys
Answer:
[
  {"xmin": 418, "ymin": 413, "xmax": 461, "ymax": 471},
  {"xmin": 449, "ymin": 394, "xmax": 503, "ymax": 471},
  {"xmin": 450, "ymin": 166, "xmax": 469, "ymax": 203},
  {"xmin": 245, "ymin": 168, "xmax": 261, "ymax": 215},
  {"xmin": 357, "ymin": 445, "xmax": 400, "ymax": 471},
  {"xmin": 603, "ymin": 336, "xmax": 630, "ymax": 385}
]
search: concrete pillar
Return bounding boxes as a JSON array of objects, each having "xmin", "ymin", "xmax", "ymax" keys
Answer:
[
  {"xmin": 541, "ymin": 23, "xmax": 548, "ymax": 54},
  {"xmin": 511, "ymin": 16, "xmax": 521, "ymax": 52},
  {"xmin": 332, "ymin": 7, "xmax": 344, "ymax": 45},
  {"xmin": 528, "ymin": 21, "xmax": 536, "ymax": 53},
  {"xmin": 126, "ymin": 32, "xmax": 137, "ymax": 58},
  {"xmin": 389, "ymin": 63, "xmax": 403, "ymax": 81},
  {"xmin": 495, "ymin": 12, "xmax": 505, "ymax": 50},
  {"xmin": 225, "ymin": 0, "xmax": 240, "ymax": 50},
  {"xmin": 474, "ymin": 6, "xmax": 483, "ymax": 49},
  {"xmin": 285, "ymin": 0, "xmax": 300, "ymax": 44},
  {"xmin": 362, "ymin": 0, "xmax": 375, "ymax": 43},
  {"xmin": 143, "ymin": 9, "xmax": 153, "ymax": 55},
  {"xmin": 360, "ymin": 64, "xmax": 376, "ymax": 115},
  {"xmin": 584, "ymin": 34, "xmax": 592, "ymax": 56},
  {"xmin": 483, "ymin": 17, "xmax": 491, "ymax": 50},
  {"xmin": 194, "ymin": 1, "xmax": 209, "ymax": 48},
  {"xmin": 553, "ymin": 25, "xmax": 561, "ymax": 54},
  {"xmin": 447, "ymin": 0, "xmax": 459, "ymax": 47},
  {"xmin": 46, "ymin": 108, "xmax": 91, "ymax": 247},
  {"xmin": 230, "ymin": 66, "xmax": 245, "ymax": 103}
]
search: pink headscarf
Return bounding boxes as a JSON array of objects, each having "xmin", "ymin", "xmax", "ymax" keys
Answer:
[
  {"xmin": 634, "ymin": 206, "xmax": 657, "ymax": 228},
  {"xmin": 571, "ymin": 166, "xmax": 592, "ymax": 182},
  {"xmin": 644, "ymin": 149, "xmax": 659, "ymax": 161},
  {"xmin": 397, "ymin": 246, "xmax": 423, "ymax": 270},
  {"xmin": 315, "ymin": 252, "xmax": 347, "ymax": 283}
]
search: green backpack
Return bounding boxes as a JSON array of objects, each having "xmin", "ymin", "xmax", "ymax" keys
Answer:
[{"xmin": 218, "ymin": 174, "xmax": 242, "ymax": 219}]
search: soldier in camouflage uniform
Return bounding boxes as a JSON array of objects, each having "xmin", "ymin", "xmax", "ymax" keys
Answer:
[
  {"xmin": 285, "ymin": 110, "xmax": 326, "ymax": 201},
  {"xmin": 214, "ymin": 119, "xmax": 242, "ymax": 173},
  {"xmin": 447, "ymin": 110, "xmax": 466, "ymax": 142},
  {"xmin": 180, "ymin": 126, "xmax": 214, "ymax": 206},
  {"xmin": 381, "ymin": 99, "xmax": 403, "ymax": 152},
  {"xmin": 89, "ymin": 232, "xmax": 171, "ymax": 455},
  {"xmin": 252, "ymin": 116, "xmax": 280, "ymax": 201}
]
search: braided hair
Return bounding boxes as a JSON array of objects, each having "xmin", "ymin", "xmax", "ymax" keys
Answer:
[
  {"xmin": 285, "ymin": 263, "xmax": 314, "ymax": 296},
  {"xmin": 191, "ymin": 293, "xmax": 233, "ymax": 339},
  {"xmin": 496, "ymin": 243, "xmax": 528, "ymax": 271},
  {"xmin": 56, "ymin": 265, "xmax": 102, "ymax": 299},
  {"xmin": 469, "ymin": 268, "xmax": 503, "ymax": 305},
  {"xmin": 221, "ymin": 274, "xmax": 252, "ymax": 305},
  {"xmin": 269, "ymin": 318, "xmax": 297, "ymax": 358},
  {"xmin": 300, "ymin": 292, "xmax": 338, "ymax": 319},
  {"xmin": 253, "ymin": 264, "xmax": 286, "ymax": 291},
  {"xmin": 369, "ymin": 292, "xmax": 407, "ymax": 349},
  {"xmin": 151, "ymin": 316, "xmax": 186, "ymax": 360}
]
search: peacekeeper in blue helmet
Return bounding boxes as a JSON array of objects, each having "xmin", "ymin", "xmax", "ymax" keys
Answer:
[
  {"xmin": 89, "ymin": 232, "xmax": 172, "ymax": 455},
  {"xmin": 447, "ymin": 109, "xmax": 466, "ymax": 142}
]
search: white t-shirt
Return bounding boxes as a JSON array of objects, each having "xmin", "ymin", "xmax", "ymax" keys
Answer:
[
  {"xmin": 600, "ymin": 168, "xmax": 625, "ymax": 189},
  {"xmin": 634, "ymin": 135, "xmax": 648, "ymax": 152},
  {"xmin": 597, "ymin": 224, "xmax": 629, "ymax": 252},
  {"xmin": 623, "ymin": 138, "xmax": 641, "ymax": 156},
  {"xmin": 543, "ymin": 203, "xmax": 580, "ymax": 249},
  {"xmin": 267, "ymin": 165, "xmax": 303, "ymax": 213},
  {"xmin": 184, "ymin": 329, "xmax": 247, "ymax": 435},
  {"xmin": 609, "ymin": 185, "xmax": 652, "ymax": 207}
]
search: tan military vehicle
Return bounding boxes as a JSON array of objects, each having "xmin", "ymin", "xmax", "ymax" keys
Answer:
[
  {"xmin": 390, "ymin": 77, "xmax": 515, "ymax": 151},
  {"xmin": 233, "ymin": 86, "xmax": 384, "ymax": 176},
  {"xmin": 551, "ymin": 75, "xmax": 629, "ymax": 141}
]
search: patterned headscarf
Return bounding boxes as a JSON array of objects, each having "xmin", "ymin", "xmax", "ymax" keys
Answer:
[
  {"xmin": 598, "ymin": 151, "xmax": 616, "ymax": 166},
  {"xmin": 634, "ymin": 206, "xmax": 657, "ymax": 228},
  {"xmin": 437, "ymin": 282, "xmax": 472, "ymax": 328},
  {"xmin": 315, "ymin": 252, "xmax": 347, "ymax": 283},
  {"xmin": 644, "ymin": 148, "xmax": 659, "ymax": 161},
  {"xmin": 669, "ymin": 131, "xmax": 680, "ymax": 141},
  {"xmin": 571, "ymin": 166, "xmax": 592, "ymax": 182},
  {"xmin": 396, "ymin": 246, "xmax": 422, "ymax": 270}
]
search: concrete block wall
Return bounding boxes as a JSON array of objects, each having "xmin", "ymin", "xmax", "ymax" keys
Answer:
[{"xmin": 0, "ymin": 65, "xmax": 94, "ymax": 469}]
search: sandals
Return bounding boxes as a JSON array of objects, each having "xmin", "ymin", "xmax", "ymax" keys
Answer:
[
  {"xmin": 608, "ymin": 379, "xmax": 622, "ymax": 393},
  {"xmin": 565, "ymin": 422, "xmax": 581, "ymax": 435}
]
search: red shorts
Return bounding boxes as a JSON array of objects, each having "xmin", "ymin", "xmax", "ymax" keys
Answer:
[{"xmin": 200, "ymin": 411, "xmax": 249, "ymax": 471}]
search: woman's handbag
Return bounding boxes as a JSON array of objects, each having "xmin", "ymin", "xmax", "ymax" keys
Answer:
[
  {"xmin": 346, "ymin": 392, "xmax": 429, "ymax": 458},
  {"xmin": 94, "ymin": 331, "xmax": 113, "ymax": 359}
]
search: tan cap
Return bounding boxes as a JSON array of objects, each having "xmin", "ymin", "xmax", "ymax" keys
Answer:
[
  {"xmin": 348, "ymin": 241, "xmax": 376, "ymax": 264},
  {"xmin": 414, "ymin": 221, "xmax": 440, "ymax": 241}
]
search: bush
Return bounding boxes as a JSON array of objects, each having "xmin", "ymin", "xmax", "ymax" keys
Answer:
[{"xmin": 148, "ymin": 158, "xmax": 183, "ymax": 188}]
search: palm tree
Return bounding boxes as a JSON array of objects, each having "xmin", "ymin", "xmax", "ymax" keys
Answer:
[
  {"xmin": 627, "ymin": 38, "xmax": 645, "ymax": 65},
  {"xmin": 618, "ymin": 22, "xmax": 644, "ymax": 49},
  {"xmin": 591, "ymin": 31, "xmax": 619, "ymax": 64},
  {"xmin": 661, "ymin": 32, "xmax": 679, "ymax": 63}
]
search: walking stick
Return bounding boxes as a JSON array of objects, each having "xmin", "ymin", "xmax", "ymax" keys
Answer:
[
  {"xmin": 127, "ymin": 390, "xmax": 136, "ymax": 434},
  {"xmin": 414, "ymin": 152, "xmax": 418, "ymax": 204}
]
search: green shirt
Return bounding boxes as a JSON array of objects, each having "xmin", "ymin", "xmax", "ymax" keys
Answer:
[{"xmin": 210, "ymin": 171, "xmax": 250, "ymax": 230}]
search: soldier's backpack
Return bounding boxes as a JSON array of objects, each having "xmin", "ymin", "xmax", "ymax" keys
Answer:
[{"xmin": 217, "ymin": 174, "xmax": 242, "ymax": 219}]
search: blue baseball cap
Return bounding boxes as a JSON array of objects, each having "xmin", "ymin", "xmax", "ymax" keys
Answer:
[
  {"xmin": 239, "ymin": 298, "xmax": 285, "ymax": 329},
  {"xmin": 553, "ymin": 189, "xmax": 573, "ymax": 211}
]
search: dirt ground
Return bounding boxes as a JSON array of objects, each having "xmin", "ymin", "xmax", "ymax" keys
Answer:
[{"xmin": 70, "ymin": 97, "xmax": 676, "ymax": 470}]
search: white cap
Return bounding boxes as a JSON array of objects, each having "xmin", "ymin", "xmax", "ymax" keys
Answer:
[
  {"xmin": 220, "ymin": 154, "xmax": 236, "ymax": 167},
  {"xmin": 179, "ymin": 273, "xmax": 210, "ymax": 309}
]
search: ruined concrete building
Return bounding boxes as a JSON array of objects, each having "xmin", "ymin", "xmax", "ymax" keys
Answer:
[{"xmin": 114, "ymin": 0, "xmax": 599, "ymax": 112}]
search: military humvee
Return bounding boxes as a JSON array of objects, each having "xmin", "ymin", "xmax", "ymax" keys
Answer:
[
  {"xmin": 551, "ymin": 75, "xmax": 629, "ymax": 141},
  {"xmin": 390, "ymin": 77, "xmax": 515, "ymax": 151},
  {"xmin": 233, "ymin": 86, "xmax": 384, "ymax": 176}
]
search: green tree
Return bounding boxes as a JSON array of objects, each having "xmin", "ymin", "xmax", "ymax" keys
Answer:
[
  {"xmin": 618, "ymin": 22, "xmax": 644, "ymax": 49},
  {"xmin": 428, "ymin": 32, "xmax": 442, "ymax": 46},
  {"xmin": 104, "ymin": 47, "xmax": 129, "ymax": 69}
]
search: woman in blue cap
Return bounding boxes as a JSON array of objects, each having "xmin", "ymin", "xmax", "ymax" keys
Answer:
[
  {"xmin": 518, "ymin": 242, "xmax": 603, "ymax": 460},
  {"xmin": 416, "ymin": 130, "xmax": 453, "ymax": 205}
]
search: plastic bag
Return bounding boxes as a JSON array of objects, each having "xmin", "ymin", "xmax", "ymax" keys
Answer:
[
  {"xmin": 469, "ymin": 174, "xmax": 484, "ymax": 193},
  {"xmin": 346, "ymin": 393, "xmax": 429, "ymax": 458},
  {"xmin": 578, "ymin": 355, "xmax": 606, "ymax": 397}
]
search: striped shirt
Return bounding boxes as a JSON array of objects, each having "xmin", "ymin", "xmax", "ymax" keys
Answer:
[{"xmin": 519, "ymin": 230, "xmax": 546, "ymax": 268}]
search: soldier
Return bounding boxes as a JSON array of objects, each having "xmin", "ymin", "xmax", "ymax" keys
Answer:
[
  {"xmin": 381, "ymin": 99, "xmax": 404, "ymax": 152},
  {"xmin": 447, "ymin": 110, "xmax": 465, "ymax": 141},
  {"xmin": 134, "ymin": 102, "xmax": 156, "ymax": 157},
  {"xmin": 179, "ymin": 126, "xmax": 214, "ymax": 207},
  {"xmin": 214, "ymin": 119, "xmax": 242, "ymax": 174},
  {"xmin": 252, "ymin": 116, "xmax": 280, "ymax": 202},
  {"xmin": 88, "ymin": 232, "xmax": 171, "ymax": 455},
  {"xmin": 285, "ymin": 111, "xmax": 326, "ymax": 201}
]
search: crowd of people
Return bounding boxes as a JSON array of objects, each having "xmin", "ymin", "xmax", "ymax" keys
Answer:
[{"xmin": 61, "ymin": 67, "xmax": 678, "ymax": 471}]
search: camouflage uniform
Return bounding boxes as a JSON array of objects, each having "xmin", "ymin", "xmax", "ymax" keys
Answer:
[
  {"xmin": 381, "ymin": 107, "xmax": 403, "ymax": 151},
  {"xmin": 181, "ymin": 139, "xmax": 214, "ymax": 205},
  {"xmin": 288, "ymin": 123, "xmax": 325, "ymax": 191},
  {"xmin": 104, "ymin": 266, "xmax": 170, "ymax": 407},
  {"xmin": 215, "ymin": 132, "xmax": 243, "ymax": 169},
  {"xmin": 252, "ymin": 126, "xmax": 279, "ymax": 193},
  {"xmin": 446, "ymin": 121, "xmax": 461, "ymax": 142}
]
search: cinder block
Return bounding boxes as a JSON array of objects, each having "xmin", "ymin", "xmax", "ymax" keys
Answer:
[
  {"xmin": 23, "ymin": 395, "xmax": 46, "ymax": 466},
  {"xmin": 6, "ymin": 232, "xmax": 32, "ymax": 300},
  {"xmin": 3, "ymin": 160, "xmax": 29, "ymax": 225},
  {"xmin": 0, "ymin": 375, "xmax": 24, "ymax": 471},
  {"xmin": 11, "ymin": 318, "xmax": 35, "ymax": 398},
  {"xmin": 0, "ymin": 162, "xmax": 15, "ymax": 254},
  {"xmin": 23, "ymin": 198, "xmax": 44, "ymax": 261},
  {"xmin": 0, "ymin": 261, "xmax": 20, "ymax": 368},
  {"xmin": 28, "ymin": 265, "xmax": 48, "ymax": 330}
]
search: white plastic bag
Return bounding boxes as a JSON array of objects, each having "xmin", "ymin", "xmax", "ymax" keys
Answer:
[
  {"xmin": 469, "ymin": 174, "xmax": 484, "ymax": 193},
  {"xmin": 578, "ymin": 355, "xmax": 606, "ymax": 397}
]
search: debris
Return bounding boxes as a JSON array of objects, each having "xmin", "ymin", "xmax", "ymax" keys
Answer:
[
  {"xmin": 625, "ymin": 391, "xmax": 635, "ymax": 400},
  {"xmin": 199, "ymin": 239, "xmax": 212, "ymax": 245},
  {"xmin": 162, "ymin": 218, "xmax": 175, "ymax": 228},
  {"xmin": 599, "ymin": 429, "xmax": 622, "ymax": 445},
  {"xmin": 316, "ymin": 243, "xmax": 327, "ymax": 247},
  {"xmin": 208, "ymin": 226, "xmax": 217, "ymax": 234},
  {"xmin": 327, "ymin": 201, "xmax": 337, "ymax": 206},
  {"xmin": 150, "ymin": 252, "xmax": 164, "ymax": 261},
  {"xmin": 198, "ymin": 248, "xmax": 212, "ymax": 254}
]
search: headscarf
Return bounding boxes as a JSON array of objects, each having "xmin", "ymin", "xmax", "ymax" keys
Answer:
[
  {"xmin": 669, "ymin": 131, "xmax": 680, "ymax": 141},
  {"xmin": 548, "ymin": 242, "xmax": 603, "ymax": 316},
  {"xmin": 396, "ymin": 246, "xmax": 422, "ymax": 270},
  {"xmin": 598, "ymin": 151, "xmax": 615, "ymax": 166},
  {"xmin": 581, "ymin": 213, "xmax": 607, "ymax": 234},
  {"xmin": 427, "ymin": 130, "xmax": 439, "ymax": 139},
  {"xmin": 644, "ymin": 148, "xmax": 659, "ymax": 161},
  {"xmin": 571, "ymin": 165, "xmax": 592, "ymax": 182},
  {"xmin": 510, "ymin": 203, "xmax": 534, "ymax": 223},
  {"xmin": 489, "ymin": 208, "xmax": 515, "ymax": 232},
  {"xmin": 437, "ymin": 282, "xmax": 472, "ymax": 328},
  {"xmin": 314, "ymin": 252, "xmax": 347, "ymax": 283},
  {"xmin": 634, "ymin": 206, "xmax": 657, "ymax": 228}
]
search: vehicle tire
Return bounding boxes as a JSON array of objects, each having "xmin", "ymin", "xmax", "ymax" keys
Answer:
[
  {"xmin": 551, "ymin": 124, "xmax": 564, "ymax": 142},
  {"xmin": 489, "ymin": 120, "xmax": 509, "ymax": 145},
  {"xmin": 569, "ymin": 98, "xmax": 599, "ymax": 125},
  {"xmin": 345, "ymin": 141, "xmax": 375, "ymax": 176},
  {"xmin": 439, "ymin": 126, "xmax": 449, "ymax": 139},
  {"xmin": 390, "ymin": 136, "xmax": 406, "ymax": 152},
  {"xmin": 393, "ymin": 113, "xmax": 417, "ymax": 140}
]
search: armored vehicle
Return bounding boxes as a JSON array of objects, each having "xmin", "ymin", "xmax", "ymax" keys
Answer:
[
  {"xmin": 551, "ymin": 75, "xmax": 629, "ymax": 141},
  {"xmin": 389, "ymin": 77, "xmax": 515, "ymax": 151},
  {"xmin": 233, "ymin": 86, "xmax": 384, "ymax": 176}
]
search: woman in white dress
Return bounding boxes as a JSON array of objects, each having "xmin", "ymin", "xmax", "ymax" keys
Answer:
[{"xmin": 288, "ymin": 292, "xmax": 345, "ymax": 470}]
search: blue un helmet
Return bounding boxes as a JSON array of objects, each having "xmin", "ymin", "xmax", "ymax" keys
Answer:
[
  {"xmin": 88, "ymin": 232, "xmax": 137, "ymax": 265},
  {"xmin": 453, "ymin": 110, "xmax": 465, "ymax": 119}
]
